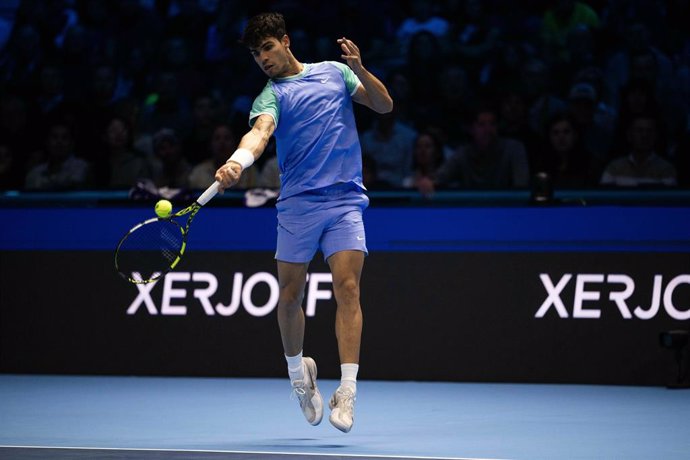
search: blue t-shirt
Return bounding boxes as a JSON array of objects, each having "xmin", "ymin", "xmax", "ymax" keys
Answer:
[{"xmin": 249, "ymin": 61, "xmax": 364, "ymax": 199}]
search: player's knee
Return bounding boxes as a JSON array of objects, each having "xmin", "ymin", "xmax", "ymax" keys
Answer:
[
  {"xmin": 279, "ymin": 289, "xmax": 304, "ymax": 311},
  {"xmin": 334, "ymin": 277, "xmax": 359, "ymax": 303}
]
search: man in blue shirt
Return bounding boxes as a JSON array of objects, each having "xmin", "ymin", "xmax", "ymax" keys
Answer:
[{"xmin": 214, "ymin": 12, "xmax": 393, "ymax": 433}]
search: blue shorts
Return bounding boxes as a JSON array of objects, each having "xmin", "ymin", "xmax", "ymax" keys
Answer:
[{"xmin": 275, "ymin": 183, "xmax": 369, "ymax": 263}]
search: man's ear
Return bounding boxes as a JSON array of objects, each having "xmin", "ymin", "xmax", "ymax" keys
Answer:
[{"xmin": 282, "ymin": 34, "xmax": 290, "ymax": 48}]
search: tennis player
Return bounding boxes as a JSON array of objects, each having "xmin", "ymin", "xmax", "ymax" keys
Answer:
[{"xmin": 214, "ymin": 13, "xmax": 392, "ymax": 433}]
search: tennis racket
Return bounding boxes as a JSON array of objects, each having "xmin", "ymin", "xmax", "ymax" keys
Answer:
[{"xmin": 115, "ymin": 181, "xmax": 220, "ymax": 284}]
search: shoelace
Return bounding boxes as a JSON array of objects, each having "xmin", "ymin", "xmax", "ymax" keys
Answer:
[
  {"xmin": 290, "ymin": 381, "xmax": 309, "ymax": 405},
  {"xmin": 334, "ymin": 389, "xmax": 355, "ymax": 410}
]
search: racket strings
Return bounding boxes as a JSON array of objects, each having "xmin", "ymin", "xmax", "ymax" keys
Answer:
[{"xmin": 116, "ymin": 219, "xmax": 185, "ymax": 282}]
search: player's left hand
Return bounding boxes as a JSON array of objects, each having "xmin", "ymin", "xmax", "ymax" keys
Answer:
[{"xmin": 338, "ymin": 37, "xmax": 364, "ymax": 74}]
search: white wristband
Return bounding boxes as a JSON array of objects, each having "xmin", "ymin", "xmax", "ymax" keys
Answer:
[{"xmin": 227, "ymin": 148, "xmax": 254, "ymax": 170}]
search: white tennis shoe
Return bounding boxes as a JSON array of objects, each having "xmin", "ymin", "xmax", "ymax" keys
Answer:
[
  {"xmin": 328, "ymin": 386, "xmax": 356, "ymax": 432},
  {"xmin": 291, "ymin": 357, "xmax": 323, "ymax": 425}
]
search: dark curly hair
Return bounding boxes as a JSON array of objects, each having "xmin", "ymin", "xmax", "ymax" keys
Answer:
[{"xmin": 240, "ymin": 12, "xmax": 287, "ymax": 49}]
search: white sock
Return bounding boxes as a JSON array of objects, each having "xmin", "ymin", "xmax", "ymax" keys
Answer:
[
  {"xmin": 285, "ymin": 352, "xmax": 304, "ymax": 383},
  {"xmin": 340, "ymin": 363, "xmax": 359, "ymax": 392}
]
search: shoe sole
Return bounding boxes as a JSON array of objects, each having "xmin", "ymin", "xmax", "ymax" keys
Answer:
[{"xmin": 329, "ymin": 410, "xmax": 353, "ymax": 433}]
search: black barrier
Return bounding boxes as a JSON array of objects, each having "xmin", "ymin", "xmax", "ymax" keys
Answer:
[{"xmin": 1, "ymin": 248, "xmax": 688, "ymax": 385}]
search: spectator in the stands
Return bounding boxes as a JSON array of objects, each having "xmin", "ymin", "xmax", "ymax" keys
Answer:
[
  {"xmin": 396, "ymin": 0, "xmax": 450, "ymax": 59},
  {"xmin": 95, "ymin": 115, "xmax": 151, "ymax": 189},
  {"xmin": 403, "ymin": 130, "xmax": 446, "ymax": 192},
  {"xmin": 75, "ymin": 63, "xmax": 125, "ymax": 159},
  {"xmin": 520, "ymin": 58, "xmax": 567, "ymax": 137},
  {"xmin": 540, "ymin": 0, "xmax": 600, "ymax": 66},
  {"xmin": 436, "ymin": 64, "xmax": 476, "ymax": 148},
  {"xmin": 188, "ymin": 122, "xmax": 258, "ymax": 190},
  {"xmin": 449, "ymin": 0, "xmax": 502, "ymax": 85},
  {"xmin": 405, "ymin": 30, "xmax": 445, "ymax": 128},
  {"xmin": 566, "ymin": 81, "xmax": 615, "ymax": 168},
  {"xmin": 600, "ymin": 113, "xmax": 677, "ymax": 187},
  {"xmin": 603, "ymin": 21, "xmax": 674, "ymax": 111},
  {"xmin": 416, "ymin": 104, "xmax": 530, "ymax": 194},
  {"xmin": 498, "ymin": 90, "xmax": 542, "ymax": 169},
  {"xmin": 150, "ymin": 128, "xmax": 191, "ymax": 189},
  {"xmin": 25, "ymin": 121, "xmax": 91, "ymax": 190},
  {"xmin": 32, "ymin": 62, "xmax": 68, "ymax": 129},
  {"xmin": 183, "ymin": 94, "xmax": 223, "ymax": 165},
  {"xmin": 138, "ymin": 70, "xmax": 192, "ymax": 141},
  {"xmin": 534, "ymin": 112, "xmax": 599, "ymax": 188},
  {"xmin": 360, "ymin": 109, "xmax": 417, "ymax": 188}
]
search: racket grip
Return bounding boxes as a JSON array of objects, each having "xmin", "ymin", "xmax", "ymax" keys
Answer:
[{"xmin": 197, "ymin": 181, "xmax": 220, "ymax": 206}]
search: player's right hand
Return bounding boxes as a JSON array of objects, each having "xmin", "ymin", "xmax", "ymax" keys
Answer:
[{"xmin": 215, "ymin": 161, "xmax": 243, "ymax": 193}]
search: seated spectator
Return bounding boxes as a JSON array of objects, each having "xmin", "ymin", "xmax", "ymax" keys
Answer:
[
  {"xmin": 188, "ymin": 122, "xmax": 258, "ymax": 190},
  {"xmin": 450, "ymin": 0, "xmax": 502, "ymax": 84},
  {"xmin": 396, "ymin": 0, "xmax": 450, "ymax": 59},
  {"xmin": 600, "ymin": 114, "xmax": 677, "ymax": 187},
  {"xmin": 360, "ymin": 110, "xmax": 417, "ymax": 188},
  {"xmin": 417, "ymin": 105, "xmax": 530, "ymax": 193},
  {"xmin": 25, "ymin": 121, "xmax": 91, "ymax": 190},
  {"xmin": 403, "ymin": 130, "xmax": 445, "ymax": 192},
  {"xmin": 183, "ymin": 94, "xmax": 223, "ymax": 165},
  {"xmin": 95, "ymin": 116, "xmax": 151, "ymax": 189},
  {"xmin": 498, "ymin": 90, "xmax": 542, "ymax": 167},
  {"xmin": 533, "ymin": 113, "xmax": 599, "ymax": 188},
  {"xmin": 541, "ymin": 0, "xmax": 600, "ymax": 65},
  {"xmin": 150, "ymin": 128, "xmax": 191, "ymax": 189},
  {"xmin": 520, "ymin": 58, "xmax": 567, "ymax": 137},
  {"xmin": 567, "ymin": 81, "xmax": 615, "ymax": 167},
  {"xmin": 436, "ymin": 64, "xmax": 476, "ymax": 148},
  {"xmin": 405, "ymin": 31, "xmax": 445, "ymax": 127},
  {"xmin": 612, "ymin": 78, "xmax": 661, "ymax": 154},
  {"xmin": 138, "ymin": 71, "xmax": 192, "ymax": 140},
  {"xmin": 603, "ymin": 22, "xmax": 674, "ymax": 111}
]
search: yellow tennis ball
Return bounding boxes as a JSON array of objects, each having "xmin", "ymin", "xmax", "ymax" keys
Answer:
[{"xmin": 155, "ymin": 199, "xmax": 172, "ymax": 218}]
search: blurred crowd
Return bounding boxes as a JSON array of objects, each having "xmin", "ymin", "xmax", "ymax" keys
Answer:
[{"xmin": 0, "ymin": 0, "xmax": 688, "ymax": 193}]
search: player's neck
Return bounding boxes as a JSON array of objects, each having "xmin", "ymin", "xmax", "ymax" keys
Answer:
[{"xmin": 280, "ymin": 52, "xmax": 303, "ymax": 78}]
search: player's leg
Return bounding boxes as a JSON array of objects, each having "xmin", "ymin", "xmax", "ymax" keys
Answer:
[
  {"xmin": 327, "ymin": 250, "xmax": 364, "ymax": 365},
  {"xmin": 277, "ymin": 260, "xmax": 309, "ymax": 358},
  {"xmin": 277, "ymin": 260, "xmax": 324, "ymax": 426},
  {"xmin": 319, "ymin": 191, "xmax": 368, "ymax": 433},
  {"xmin": 275, "ymin": 191, "xmax": 326, "ymax": 426},
  {"xmin": 326, "ymin": 250, "xmax": 364, "ymax": 433}
]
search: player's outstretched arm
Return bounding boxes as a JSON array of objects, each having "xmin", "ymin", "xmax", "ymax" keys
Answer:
[
  {"xmin": 338, "ymin": 37, "xmax": 393, "ymax": 114},
  {"xmin": 215, "ymin": 114, "xmax": 275, "ymax": 192}
]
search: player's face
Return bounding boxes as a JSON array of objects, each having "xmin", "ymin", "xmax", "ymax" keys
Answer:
[{"xmin": 251, "ymin": 36, "xmax": 291, "ymax": 78}]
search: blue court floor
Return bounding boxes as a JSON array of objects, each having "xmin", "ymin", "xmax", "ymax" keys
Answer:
[{"xmin": 1, "ymin": 375, "xmax": 689, "ymax": 460}]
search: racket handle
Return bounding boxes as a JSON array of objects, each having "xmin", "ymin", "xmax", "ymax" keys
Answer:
[{"xmin": 197, "ymin": 181, "xmax": 220, "ymax": 206}]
